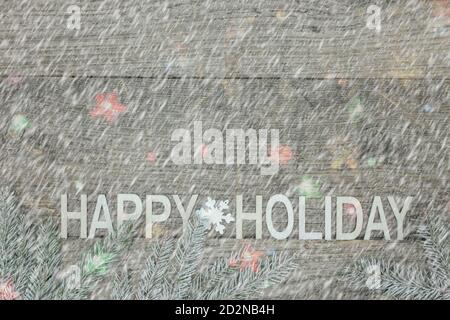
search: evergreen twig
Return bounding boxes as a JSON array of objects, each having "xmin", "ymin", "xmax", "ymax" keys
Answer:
[{"xmin": 341, "ymin": 216, "xmax": 449, "ymax": 300}]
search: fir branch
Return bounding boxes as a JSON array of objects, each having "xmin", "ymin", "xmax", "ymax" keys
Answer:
[
  {"xmin": 137, "ymin": 237, "xmax": 175, "ymax": 300},
  {"xmin": 382, "ymin": 264, "xmax": 443, "ymax": 300},
  {"xmin": 340, "ymin": 258, "xmax": 441, "ymax": 299},
  {"xmin": 210, "ymin": 252, "xmax": 298, "ymax": 300},
  {"xmin": 62, "ymin": 221, "xmax": 137, "ymax": 299},
  {"xmin": 192, "ymin": 258, "xmax": 235, "ymax": 299},
  {"xmin": 0, "ymin": 188, "xmax": 140, "ymax": 300},
  {"xmin": 417, "ymin": 216, "xmax": 448, "ymax": 288},
  {"xmin": 24, "ymin": 220, "xmax": 62, "ymax": 299},
  {"xmin": 111, "ymin": 218, "xmax": 298, "ymax": 300},
  {"xmin": 169, "ymin": 219, "xmax": 208, "ymax": 299},
  {"xmin": 341, "ymin": 216, "xmax": 449, "ymax": 300},
  {"xmin": 111, "ymin": 267, "xmax": 133, "ymax": 300},
  {"xmin": 0, "ymin": 188, "xmax": 38, "ymax": 296}
]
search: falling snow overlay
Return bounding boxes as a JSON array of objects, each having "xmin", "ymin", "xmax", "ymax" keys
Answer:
[{"xmin": 0, "ymin": 0, "xmax": 448, "ymax": 300}]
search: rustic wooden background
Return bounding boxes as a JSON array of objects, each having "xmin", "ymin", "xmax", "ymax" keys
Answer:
[{"xmin": 0, "ymin": 0, "xmax": 448, "ymax": 299}]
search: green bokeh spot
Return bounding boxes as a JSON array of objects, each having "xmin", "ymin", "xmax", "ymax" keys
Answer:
[
  {"xmin": 294, "ymin": 175, "xmax": 323, "ymax": 198},
  {"xmin": 367, "ymin": 157, "xmax": 377, "ymax": 167},
  {"xmin": 9, "ymin": 114, "xmax": 31, "ymax": 135},
  {"xmin": 346, "ymin": 96, "xmax": 364, "ymax": 121}
]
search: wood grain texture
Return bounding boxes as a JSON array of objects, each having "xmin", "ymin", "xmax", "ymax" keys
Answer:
[
  {"xmin": 1, "ymin": 77, "xmax": 448, "ymax": 236},
  {"xmin": 0, "ymin": 0, "xmax": 448, "ymax": 300},
  {"xmin": 0, "ymin": 0, "xmax": 449, "ymax": 78},
  {"xmin": 59, "ymin": 238, "xmax": 424, "ymax": 299}
]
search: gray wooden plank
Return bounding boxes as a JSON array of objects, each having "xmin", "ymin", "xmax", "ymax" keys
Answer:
[
  {"xmin": 0, "ymin": 0, "xmax": 449, "ymax": 78},
  {"xmin": 1, "ymin": 77, "xmax": 448, "ymax": 240}
]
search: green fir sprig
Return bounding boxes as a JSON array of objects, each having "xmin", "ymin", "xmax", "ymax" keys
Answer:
[
  {"xmin": 112, "ymin": 217, "xmax": 298, "ymax": 300},
  {"xmin": 341, "ymin": 216, "xmax": 449, "ymax": 300},
  {"xmin": 0, "ymin": 187, "xmax": 136, "ymax": 300}
]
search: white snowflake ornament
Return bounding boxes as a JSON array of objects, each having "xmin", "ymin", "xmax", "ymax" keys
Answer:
[{"xmin": 196, "ymin": 198, "xmax": 234, "ymax": 234}]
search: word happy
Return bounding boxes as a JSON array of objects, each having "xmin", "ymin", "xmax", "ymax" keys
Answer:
[{"xmin": 61, "ymin": 194, "xmax": 413, "ymax": 240}]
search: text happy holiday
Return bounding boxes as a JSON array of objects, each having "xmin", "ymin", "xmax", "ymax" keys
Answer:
[{"xmin": 60, "ymin": 194, "xmax": 413, "ymax": 240}]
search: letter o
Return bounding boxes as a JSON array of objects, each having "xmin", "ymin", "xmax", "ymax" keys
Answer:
[{"xmin": 266, "ymin": 194, "xmax": 294, "ymax": 240}]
